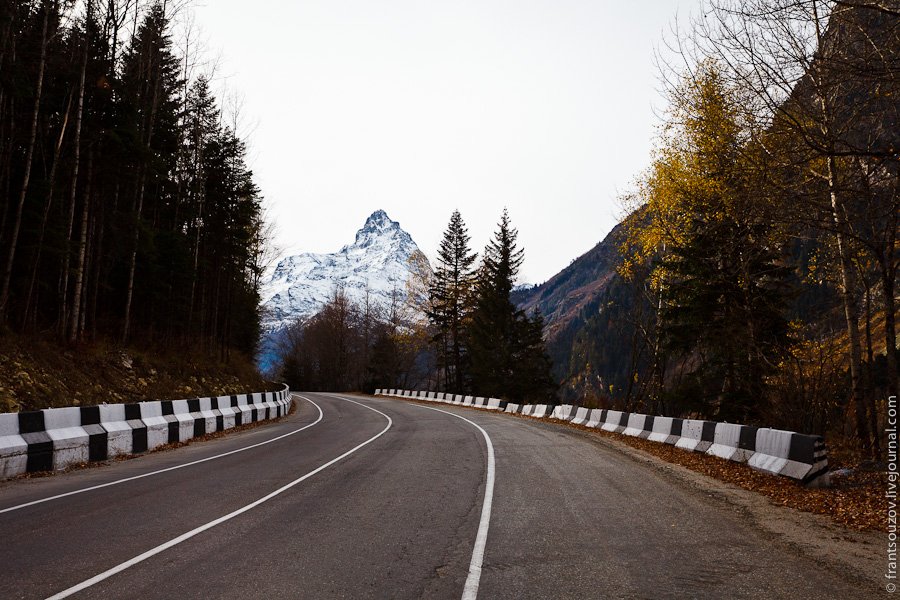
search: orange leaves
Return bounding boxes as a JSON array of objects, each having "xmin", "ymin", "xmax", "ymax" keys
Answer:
[{"xmin": 592, "ymin": 427, "xmax": 885, "ymax": 532}]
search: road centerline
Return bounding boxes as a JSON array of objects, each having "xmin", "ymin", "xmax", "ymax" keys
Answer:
[{"xmin": 44, "ymin": 394, "xmax": 394, "ymax": 600}]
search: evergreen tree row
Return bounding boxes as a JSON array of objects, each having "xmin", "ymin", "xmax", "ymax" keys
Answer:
[
  {"xmin": 429, "ymin": 209, "xmax": 556, "ymax": 403},
  {"xmin": 0, "ymin": 1, "xmax": 267, "ymax": 357}
]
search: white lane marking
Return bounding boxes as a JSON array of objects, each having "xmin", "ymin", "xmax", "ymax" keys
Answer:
[
  {"xmin": 342, "ymin": 395, "xmax": 495, "ymax": 600},
  {"xmin": 46, "ymin": 395, "xmax": 393, "ymax": 600},
  {"xmin": 0, "ymin": 395, "xmax": 321, "ymax": 515}
]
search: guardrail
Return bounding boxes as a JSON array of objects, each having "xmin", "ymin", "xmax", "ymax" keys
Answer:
[
  {"xmin": 0, "ymin": 385, "xmax": 292, "ymax": 479},
  {"xmin": 375, "ymin": 389, "xmax": 829, "ymax": 487}
]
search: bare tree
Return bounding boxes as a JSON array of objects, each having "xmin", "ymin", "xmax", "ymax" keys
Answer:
[{"xmin": 678, "ymin": 0, "xmax": 899, "ymax": 453}]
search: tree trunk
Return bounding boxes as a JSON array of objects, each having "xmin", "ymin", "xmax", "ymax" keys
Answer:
[
  {"xmin": 880, "ymin": 222, "xmax": 899, "ymax": 402},
  {"xmin": 88, "ymin": 183, "xmax": 104, "ymax": 340},
  {"xmin": 0, "ymin": 94, "xmax": 14, "ymax": 242},
  {"xmin": 123, "ymin": 6, "xmax": 165, "ymax": 343},
  {"xmin": 883, "ymin": 259, "xmax": 899, "ymax": 396},
  {"xmin": 59, "ymin": 1, "xmax": 89, "ymax": 333},
  {"xmin": 187, "ymin": 168, "xmax": 205, "ymax": 331},
  {"xmin": 863, "ymin": 274, "xmax": 880, "ymax": 457},
  {"xmin": 826, "ymin": 154, "xmax": 871, "ymax": 453},
  {"xmin": 121, "ymin": 168, "xmax": 146, "ymax": 343},
  {"xmin": 69, "ymin": 150, "xmax": 92, "ymax": 343},
  {"xmin": 0, "ymin": 1, "xmax": 51, "ymax": 322},
  {"xmin": 78, "ymin": 205, "xmax": 95, "ymax": 340},
  {"xmin": 23, "ymin": 91, "xmax": 72, "ymax": 329},
  {"xmin": 0, "ymin": 2, "xmax": 13, "ymax": 68}
]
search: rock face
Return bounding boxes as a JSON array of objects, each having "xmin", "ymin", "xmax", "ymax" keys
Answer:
[
  {"xmin": 258, "ymin": 210, "xmax": 429, "ymax": 371},
  {"xmin": 513, "ymin": 222, "xmax": 624, "ymax": 342},
  {"xmin": 510, "ymin": 223, "xmax": 628, "ymax": 400}
]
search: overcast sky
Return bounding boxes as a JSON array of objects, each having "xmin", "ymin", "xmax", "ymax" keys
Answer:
[{"xmin": 192, "ymin": 0, "xmax": 700, "ymax": 284}]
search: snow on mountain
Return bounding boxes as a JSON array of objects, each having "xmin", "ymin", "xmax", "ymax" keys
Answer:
[{"xmin": 257, "ymin": 210, "xmax": 429, "ymax": 371}]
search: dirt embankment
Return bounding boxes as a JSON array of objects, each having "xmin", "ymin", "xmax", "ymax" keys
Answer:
[{"xmin": 0, "ymin": 332, "xmax": 277, "ymax": 412}]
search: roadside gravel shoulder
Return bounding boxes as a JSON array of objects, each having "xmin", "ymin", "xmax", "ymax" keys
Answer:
[
  {"xmin": 545, "ymin": 418, "xmax": 882, "ymax": 588},
  {"xmin": 373, "ymin": 395, "xmax": 884, "ymax": 588}
]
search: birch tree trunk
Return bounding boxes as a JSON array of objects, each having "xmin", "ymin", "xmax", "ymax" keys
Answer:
[
  {"xmin": 59, "ymin": 0, "xmax": 89, "ymax": 333},
  {"xmin": 0, "ymin": 0, "xmax": 51, "ymax": 322},
  {"xmin": 23, "ymin": 91, "xmax": 71, "ymax": 328},
  {"xmin": 69, "ymin": 150, "xmax": 92, "ymax": 343}
]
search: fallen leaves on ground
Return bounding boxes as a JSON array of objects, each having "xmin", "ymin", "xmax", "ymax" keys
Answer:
[
  {"xmin": 0, "ymin": 332, "xmax": 276, "ymax": 412},
  {"xmin": 554, "ymin": 417, "xmax": 885, "ymax": 532}
]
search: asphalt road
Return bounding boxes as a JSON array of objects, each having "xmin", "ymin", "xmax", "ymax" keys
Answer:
[{"xmin": 0, "ymin": 393, "xmax": 879, "ymax": 599}]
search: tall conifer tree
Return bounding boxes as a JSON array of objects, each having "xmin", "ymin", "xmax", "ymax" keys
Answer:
[
  {"xmin": 0, "ymin": 2, "xmax": 268, "ymax": 359},
  {"xmin": 468, "ymin": 209, "xmax": 555, "ymax": 402},
  {"xmin": 428, "ymin": 210, "xmax": 477, "ymax": 392}
]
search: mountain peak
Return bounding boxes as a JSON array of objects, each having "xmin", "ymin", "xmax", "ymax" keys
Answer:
[
  {"xmin": 365, "ymin": 209, "xmax": 392, "ymax": 226},
  {"xmin": 358, "ymin": 209, "xmax": 396, "ymax": 234},
  {"xmin": 262, "ymin": 209, "xmax": 427, "ymax": 326},
  {"xmin": 259, "ymin": 209, "xmax": 430, "ymax": 370},
  {"xmin": 353, "ymin": 209, "xmax": 409, "ymax": 248}
]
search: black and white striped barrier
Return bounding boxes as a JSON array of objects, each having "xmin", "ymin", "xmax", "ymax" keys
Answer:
[
  {"xmin": 0, "ymin": 385, "xmax": 292, "ymax": 479},
  {"xmin": 374, "ymin": 389, "xmax": 830, "ymax": 486}
]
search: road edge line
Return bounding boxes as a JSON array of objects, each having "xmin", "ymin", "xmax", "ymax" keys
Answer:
[{"xmin": 357, "ymin": 395, "xmax": 495, "ymax": 600}]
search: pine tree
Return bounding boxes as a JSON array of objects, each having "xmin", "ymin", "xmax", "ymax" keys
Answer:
[
  {"xmin": 468, "ymin": 209, "xmax": 555, "ymax": 402},
  {"xmin": 118, "ymin": 2, "xmax": 182, "ymax": 343},
  {"xmin": 427, "ymin": 210, "xmax": 477, "ymax": 393},
  {"xmin": 511, "ymin": 309, "xmax": 557, "ymax": 403},
  {"xmin": 0, "ymin": 2, "xmax": 268, "ymax": 361},
  {"xmin": 659, "ymin": 218, "xmax": 791, "ymax": 421}
]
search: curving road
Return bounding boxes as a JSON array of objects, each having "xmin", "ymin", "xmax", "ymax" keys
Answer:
[{"xmin": 0, "ymin": 393, "xmax": 879, "ymax": 599}]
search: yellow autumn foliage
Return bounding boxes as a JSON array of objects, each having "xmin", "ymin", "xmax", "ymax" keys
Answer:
[{"xmin": 620, "ymin": 61, "xmax": 756, "ymax": 290}]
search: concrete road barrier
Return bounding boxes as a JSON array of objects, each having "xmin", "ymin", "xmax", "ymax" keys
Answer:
[
  {"xmin": 707, "ymin": 423, "xmax": 755, "ymax": 463},
  {"xmin": 570, "ymin": 407, "xmax": 590, "ymax": 425},
  {"xmin": 600, "ymin": 410, "xmax": 624, "ymax": 433},
  {"xmin": 647, "ymin": 416, "xmax": 675, "ymax": 444},
  {"xmin": 530, "ymin": 405, "xmax": 551, "ymax": 418},
  {"xmin": 551, "ymin": 404, "xmax": 575, "ymax": 421},
  {"xmin": 585, "ymin": 409, "xmax": 605, "ymax": 428},
  {"xmin": 676, "ymin": 419, "xmax": 715, "ymax": 453},
  {"xmin": 0, "ymin": 385, "xmax": 292, "ymax": 479},
  {"xmin": 749, "ymin": 427, "xmax": 829, "ymax": 484},
  {"xmin": 486, "ymin": 398, "xmax": 505, "ymax": 410},
  {"xmin": 623, "ymin": 413, "xmax": 653, "ymax": 439},
  {"xmin": 374, "ymin": 388, "xmax": 829, "ymax": 485}
]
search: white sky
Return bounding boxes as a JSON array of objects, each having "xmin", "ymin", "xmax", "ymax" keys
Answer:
[{"xmin": 191, "ymin": 0, "xmax": 700, "ymax": 284}]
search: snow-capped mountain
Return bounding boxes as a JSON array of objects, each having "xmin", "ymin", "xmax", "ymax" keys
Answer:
[{"xmin": 258, "ymin": 210, "xmax": 429, "ymax": 371}]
